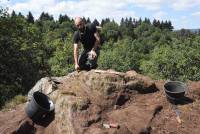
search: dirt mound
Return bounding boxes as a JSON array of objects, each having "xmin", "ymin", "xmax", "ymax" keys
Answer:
[{"xmin": 0, "ymin": 70, "xmax": 200, "ymax": 134}]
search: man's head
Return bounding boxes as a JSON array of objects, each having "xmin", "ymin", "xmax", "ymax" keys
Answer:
[{"xmin": 74, "ymin": 17, "xmax": 85, "ymax": 32}]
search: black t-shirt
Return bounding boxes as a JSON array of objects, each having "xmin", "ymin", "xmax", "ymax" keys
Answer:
[{"xmin": 73, "ymin": 23, "xmax": 97, "ymax": 50}]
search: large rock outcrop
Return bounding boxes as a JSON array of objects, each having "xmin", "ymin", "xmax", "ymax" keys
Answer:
[{"xmin": 0, "ymin": 70, "xmax": 200, "ymax": 134}]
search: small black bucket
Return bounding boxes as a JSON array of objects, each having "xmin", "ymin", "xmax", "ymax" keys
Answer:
[
  {"xmin": 164, "ymin": 81, "xmax": 187, "ymax": 103},
  {"xmin": 25, "ymin": 91, "xmax": 54, "ymax": 122}
]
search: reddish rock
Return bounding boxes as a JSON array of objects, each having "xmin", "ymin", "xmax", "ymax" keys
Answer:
[{"xmin": 0, "ymin": 70, "xmax": 200, "ymax": 134}]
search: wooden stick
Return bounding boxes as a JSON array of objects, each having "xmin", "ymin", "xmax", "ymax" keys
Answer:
[{"xmin": 94, "ymin": 70, "xmax": 125, "ymax": 76}]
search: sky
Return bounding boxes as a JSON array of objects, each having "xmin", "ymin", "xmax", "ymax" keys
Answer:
[{"xmin": 1, "ymin": 0, "xmax": 200, "ymax": 29}]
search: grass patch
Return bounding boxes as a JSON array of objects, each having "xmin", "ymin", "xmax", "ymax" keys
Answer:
[{"xmin": 2, "ymin": 94, "xmax": 27, "ymax": 110}]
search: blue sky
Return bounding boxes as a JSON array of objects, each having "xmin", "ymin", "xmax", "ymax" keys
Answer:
[{"xmin": 1, "ymin": 0, "xmax": 200, "ymax": 29}]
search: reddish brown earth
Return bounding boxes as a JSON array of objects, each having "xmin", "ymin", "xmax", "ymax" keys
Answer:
[{"xmin": 0, "ymin": 70, "xmax": 200, "ymax": 134}]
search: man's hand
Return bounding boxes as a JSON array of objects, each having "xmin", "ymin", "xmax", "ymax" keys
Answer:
[
  {"xmin": 89, "ymin": 50, "xmax": 97, "ymax": 59},
  {"xmin": 75, "ymin": 64, "xmax": 80, "ymax": 70}
]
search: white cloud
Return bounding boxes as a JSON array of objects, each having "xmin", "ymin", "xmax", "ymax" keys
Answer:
[
  {"xmin": 0, "ymin": 0, "xmax": 9, "ymax": 5},
  {"xmin": 4, "ymin": 0, "xmax": 137, "ymax": 22},
  {"xmin": 153, "ymin": 11, "xmax": 167, "ymax": 20},
  {"xmin": 0, "ymin": 0, "xmax": 11, "ymax": 9},
  {"xmin": 172, "ymin": 16, "xmax": 190, "ymax": 29},
  {"xmin": 10, "ymin": 0, "xmax": 55, "ymax": 13},
  {"xmin": 171, "ymin": 0, "xmax": 200, "ymax": 11},
  {"xmin": 191, "ymin": 11, "xmax": 200, "ymax": 17},
  {"xmin": 131, "ymin": 0, "xmax": 165, "ymax": 10},
  {"xmin": 2, "ymin": 0, "xmax": 200, "ymax": 29},
  {"xmin": 63, "ymin": 0, "xmax": 137, "ymax": 21}
]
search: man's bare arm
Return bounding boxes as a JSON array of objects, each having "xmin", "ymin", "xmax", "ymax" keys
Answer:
[
  {"xmin": 74, "ymin": 43, "xmax": 79, "ymax": 69},
  {"xmin": 92, "ymin": 32, "xmax": 101, "ymax": 51}
]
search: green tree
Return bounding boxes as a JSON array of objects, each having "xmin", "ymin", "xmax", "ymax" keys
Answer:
[
  {"xmin": 0, "ymin": 10, "xmax": 47, "ymax": 107},
  {"xmin": 48, "ymin": 35, "xmax": 74, "ymax": 76},
  {"xmin": 99, "ymin": 38, "xmax": 143, "ymax": 72},
  {"xmin": 27, "ymin": 11, "xmax": 34, "ymax": 24},
  {"xmin": 86, "ymin": 17, "xmax": 91, "ymax": 23},
  {"xmin": 58, "ymin": 14, "xmax": 70, "ymax": 24},
  {"xmin": 39, "ymin": 12, "xmax": 54, "ymax": 21},
  {"xmin": 101, "ymin": 21, "xmax": 120, "ymax": 42},
  {"xmin": 140, "ymin": 38, "xmax": 200, "ymax": 81},
  {"xmin": 93, "ymin": 19, "xmax": 100, "ymax": 26},
  {"xmin": 11, "ymin": 10, "xmax": 17, "ymax": 17}
]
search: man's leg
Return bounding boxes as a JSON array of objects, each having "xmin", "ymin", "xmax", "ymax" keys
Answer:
[{"xmin": 78, "ymin": 50, "xmax": 91, "ymax": 70}]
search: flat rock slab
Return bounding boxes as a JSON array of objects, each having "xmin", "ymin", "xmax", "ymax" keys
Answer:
[{"xmin": 107, "ymin": 104, "xmax": 161, "ymax": 133}]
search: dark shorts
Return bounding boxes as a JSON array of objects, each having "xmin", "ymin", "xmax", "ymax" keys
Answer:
[{"xmin": 78, "ymin": 48, "xmax": 100, "ymax": 70}]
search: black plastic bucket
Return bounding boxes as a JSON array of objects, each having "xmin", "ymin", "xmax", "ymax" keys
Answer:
[
  {"xmin": 164, "ymin": 81, "xmax": 187, "ymax": 102},
  {"xmin": 25, "ymin": 91, "xmax": 54, "ymax": 122}
]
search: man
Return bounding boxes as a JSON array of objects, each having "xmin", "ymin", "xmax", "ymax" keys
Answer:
[{"xmin": 73, "ymin": 17, "xmax": 101, "ymax": 71}]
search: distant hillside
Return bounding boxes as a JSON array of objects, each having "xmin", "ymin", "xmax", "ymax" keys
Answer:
[
  {"xmin": 175, "ymin": 28, "xmax": 200, "ymax": 33},
  {"xmin": 189, "ymin": 29, "xmax": 200, "ymax": 33}
]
